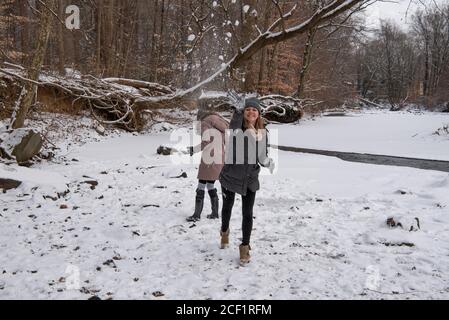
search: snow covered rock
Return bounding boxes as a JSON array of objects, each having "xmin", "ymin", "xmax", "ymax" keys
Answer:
[
  {"xmin": 0, "ymin": 128, "xmax": 43, "ymax": 163},
  {"xmin": 95, "ymin": 123, "xmax": 106, "ymax": 136},
  {"xmin": 157, "ymin": 145, "xmax": 173, "ymax": 156},
  {"xmin": 0, "ymin": 178, "xmax": 22, "ymax": 191},
  {"xmin": 0, "ymin": 163, "xmax": 69, "ymax": 195},
  {"xmin": 387, "ymin": 216, "xmax": 421, "ymax": 232},
  {"xmin": 82, "ymin": 180, "xmax": 99, "ymax": 190},
  {"xmin": 443, "ymin": 103, "xmax": 449, "ymax": 112},
  {"xmin": 434, "ymin": 125, "xmax": 449, "ymax": 136},
  {"xmin": 157, "ymin": 145, "xmax": 186, "ymax": 156}
]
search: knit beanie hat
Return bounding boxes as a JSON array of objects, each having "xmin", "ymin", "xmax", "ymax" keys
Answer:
[
  {"xmin": 197, "ymin": 100, "xmax": 210, "ymax": 121},
  {"xmin": 244, "ymin": 97, "xmax": 262, "ymax": 114}
]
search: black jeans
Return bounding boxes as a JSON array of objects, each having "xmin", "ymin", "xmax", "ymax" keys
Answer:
[{"xmin": 221, "ymin": 187, "xmax": 256, "ymax": 246}]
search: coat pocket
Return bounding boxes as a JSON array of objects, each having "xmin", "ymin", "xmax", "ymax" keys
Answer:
[
  {"xmin": 249, "ymin": 164, "xmax": 260, "ymax": 177},
  {"xmin": 220, "ymin": 165, "xmax": 244, "ymax": 185}
]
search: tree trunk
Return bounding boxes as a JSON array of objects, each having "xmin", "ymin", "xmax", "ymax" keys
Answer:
[
  {"xmin": 122, "ymin": 3, "xmax": 138, "ymax": 77},
  {"xmin": 257, "ymin": 6, "xmax": 271, "ymax": 91},
  {"xmin": 267, "ymin": 43, "xmax": 279, "ymax": 92},
  {"xmin": 423, "ymin": 38, "xmax": 430, "ymax": 96},
  {"xmin": 10, "ymin": 0, "xmax": 56, "ymax": 129},
  {"xmin": 57, "ymin": 0, "xmax": 66, "ymax": 75},
  {"xmin": 154, "ymin": 0, "xmax": 165, "ymax": 82},
  {"xmin": 296, "ymin": 27, "xmax": 316, "ymax": 98},
  {"xmin": 96, "ymin": 1, "xmax": 103, "ymax": 75},
  {"xmin": 19, "ymin": 0, "xmax": 29, "ymax": 65},
  {"xmin": 150, "ymin": 0, "xmax": 159, "ymax": 81},
  {"xmin": 104, "ymin": 0, "xmax": 115, "ymax": 76},
  {"xmin": 241, "ymin": 0, "xmax": 257, "ymax": 92}
]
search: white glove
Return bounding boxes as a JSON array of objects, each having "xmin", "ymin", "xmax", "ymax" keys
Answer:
[{"xmin": 263, "ymin": 157, "xmax": 275, "ymax": 174}]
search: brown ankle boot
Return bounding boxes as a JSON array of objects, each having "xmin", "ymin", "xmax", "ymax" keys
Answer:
[
  {"xmin": 220, "ymin": 229, "xmax": 229, "ymax": 249},
  {"xmin": 239, "ymin": 244, "xmax": 251, "ymax": 264}
]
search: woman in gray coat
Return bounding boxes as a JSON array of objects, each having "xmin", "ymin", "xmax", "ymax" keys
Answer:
[
  {"xmin": 219, "ymin": 97, "xmax": 275, "ymax": 265},
  {"xmin": 186, "ymin": 105, "xmax": 229, "ymax": 222}
]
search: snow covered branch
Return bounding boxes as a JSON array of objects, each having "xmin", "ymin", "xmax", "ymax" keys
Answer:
[
  {"xmin": 229, "ymin": 0, "xmax": 368, "ymax": 70},
  {"xmin": 0, "ymin": 68, "xmax": 178, "ymax": 131},
  {"xmin": 151, "ymin": 0, "xmax": 370, "ymax": 100}
]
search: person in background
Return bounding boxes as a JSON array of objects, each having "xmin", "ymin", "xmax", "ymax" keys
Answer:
[{"xmin": 186, "ymin": 102, "xmax": 229, "ymax": 222}]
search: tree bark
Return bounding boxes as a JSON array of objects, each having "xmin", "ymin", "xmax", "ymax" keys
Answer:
[
  {"xmin": 57, "ymin": 0, "xmax": 66, "ymax": 75},
  {"xmin": 296, "ymin": 27, "xmax": 316, "ymax": 98},
  {"xmin": 155, "ymin": 0, "xmax": 165, "ymax": 82},
  {"xmin": 19, "ymin": 0, "xmax": 29, "ymax": 65},
  {"xmin": 10, "ymin": 0, "xmax": 56, "ymax": 129},
  {"xmin": 150, "ymin": 0, "xmax": 159, "ymax": 82},
  {"xmin": 241, "ymin": 0, "xmax": 257, "ymax": 92},
  {"xmin": 96, "ymin": 1, "xmax": 103, "ymax": 75}
]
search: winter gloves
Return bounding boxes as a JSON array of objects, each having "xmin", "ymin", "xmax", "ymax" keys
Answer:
[{"xmin": 262, "ymin": 157, "xmax": 275, "ymax": 174}]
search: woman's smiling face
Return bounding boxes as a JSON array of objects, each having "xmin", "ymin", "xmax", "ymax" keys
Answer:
[{"xmin": 244, "ymin": 107, "xmax": 259, "ymax": 125}]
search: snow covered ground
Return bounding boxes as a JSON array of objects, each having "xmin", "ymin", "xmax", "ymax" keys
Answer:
[
  {"xmin": 1, "ymin": 110, "xmax": 449, "ymax": 300},
  {"xmin": 270, "ymin": 110, "xmax": 449, "ymax": 160}
]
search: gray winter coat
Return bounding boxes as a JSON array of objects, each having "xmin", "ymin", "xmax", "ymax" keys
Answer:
[{"xmin": 219, "ymin": 110, "xmax": 270, "ymax": 196}]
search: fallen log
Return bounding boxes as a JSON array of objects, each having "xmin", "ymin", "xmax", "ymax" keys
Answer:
[
  {"xmin": 198, "ymin": 91, "xmax": 306, "ymax": 123},
  {"xmin": 359, "ymin": 98, "xmax": 384, "ymax": 109},
  {"xmin": 259, "ymin": 95, "xmax": 306, "ymax": 123},
  {"xmin": 0, "ymin": 68, "xmax": 184, "ymax": 131},
  {"xmin": 102, "ymin": 78, "xmax": 174, "ymax": 95},
  {"xmin": 1, "ymin": 68, "xmax": 307, "ymax": 130}
]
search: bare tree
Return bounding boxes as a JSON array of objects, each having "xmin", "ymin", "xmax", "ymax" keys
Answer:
[
  {"xmin": 1, "ymin": 0, "xmax": 377, "ymax": 130},
  {"xmin": 356, "ymin": 20, "xmax": 418, "ymax": 107},
  {"xmin": 57, "ymin": 0, "xmax": 66, "ymax": 75},
  {"xmin": 9, "ymin": 0, "xmax": 56, "ymax": 129},
  {"xmin": 412, "ymin": 5, "xmax": 449, "ymax": 98}
]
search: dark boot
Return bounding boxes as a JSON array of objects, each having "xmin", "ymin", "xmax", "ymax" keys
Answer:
[
  {"xmin": 207, "ymin": 188, "xmax": 219, "ymax": 219},
  {"xmin": 186, "ymin": 189, "xmax": 205, "ymax": 222}
]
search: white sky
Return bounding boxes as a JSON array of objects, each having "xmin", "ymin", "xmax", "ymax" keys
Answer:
[{"xmin": 364, "ymin": 0, "xmax": 447, "ymax": 30}]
